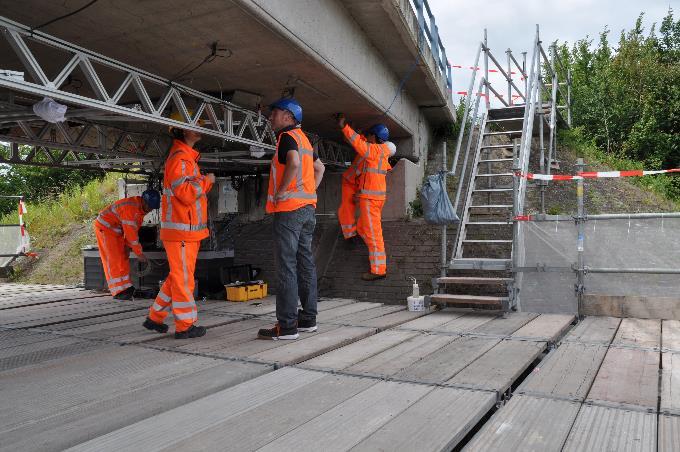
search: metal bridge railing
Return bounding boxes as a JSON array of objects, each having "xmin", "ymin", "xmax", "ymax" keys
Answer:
[{"xmin": 408, "ymin": 0, "xmax": 453, "ymax": 97}]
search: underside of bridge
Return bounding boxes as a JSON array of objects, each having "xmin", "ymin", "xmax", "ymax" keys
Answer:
[{"xmin": 0, "ymin": 0, "xmax": 454, "ymax": 175}]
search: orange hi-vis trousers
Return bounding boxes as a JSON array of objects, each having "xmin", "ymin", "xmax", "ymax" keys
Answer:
[
  {"xmin": 148, "ymin": 240, "xmax": 199, "ymax": 332},
  {"xmin": 338, "ymin": 179, "xmax": 359, "ymax": 239},
  {"xmin": 357, "ymin": 198, "xmax": 387, "ymax": 275},
  {"xmin": 94, "ymin": 224, "xmax": 132, "ymax": 296}
]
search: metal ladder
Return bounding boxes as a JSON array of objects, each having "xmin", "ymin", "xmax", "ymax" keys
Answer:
[{"xmin": 431, "ymin": 107, "xmax": 524, "ymax": 310}]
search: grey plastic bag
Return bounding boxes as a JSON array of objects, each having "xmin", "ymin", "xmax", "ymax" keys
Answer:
[{"xmin": 421, "ymin": 173, "xmax": 459, "ymax": 225}]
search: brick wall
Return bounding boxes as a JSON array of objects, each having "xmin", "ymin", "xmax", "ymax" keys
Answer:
[
  {"xmin": 232, "ymin": 217, "xmax": 454, "ymax": 303},
  {"xmin": 321, "ymin": 220, "xmax": 456, "ymax": 304}
]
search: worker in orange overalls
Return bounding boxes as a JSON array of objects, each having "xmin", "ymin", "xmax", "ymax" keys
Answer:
[
  {"xmin": 143, "ymin": 116, "xmax": 215, "ymax": 339},
  {"xmin": 338, "ymin": 135, "xmax": 395, "ymax": 244},
  {"xmin": 95, "ymin": 190, "xmax": 160, "ymax": 300},
  {"xmin": 337, "ymin": 114, "xmax": 392, "ymax": 281}
]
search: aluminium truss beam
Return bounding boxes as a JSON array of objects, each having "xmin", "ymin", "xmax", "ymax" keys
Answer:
[{"xmin": 0, "ymin": 15, "xmax": 276, "ymax": 150}]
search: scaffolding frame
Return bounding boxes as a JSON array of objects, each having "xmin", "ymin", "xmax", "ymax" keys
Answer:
[{"xmin": 0, "ymin": 15, "xmax": 351, "ymax": 173}]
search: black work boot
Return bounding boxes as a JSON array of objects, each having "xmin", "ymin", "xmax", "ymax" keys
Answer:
[
  {"xmin": 257, "ymin": 324, "xmax": 299, "ymax": 340},
  {"xmin": 113, "ymin": 286, "xmax": 135, "ymax": 301},
  {"xmin": 142, "ymin": 317, "xmax": 169, "ymax": 334},
  {"xmin": 297, "ymin": 309, "xmax": 317, "ymax": 333},
  {"xmin": 175, "ymin": 324, "xmax": 207, "ymax": 339}
]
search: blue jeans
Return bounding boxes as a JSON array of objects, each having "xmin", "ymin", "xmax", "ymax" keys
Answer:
[{"xmin": 273, "ymin": 205, "xmax": 318, "ymax": 329}]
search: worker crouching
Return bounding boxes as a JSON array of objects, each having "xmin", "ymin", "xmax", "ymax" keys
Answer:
[
  {"xmin": 143, "ymin": 117, "xmax": 215, "ymax": 339},
  {"xmin": 94, "ymin": 190, "xmax": 160, "ymax": 300}
]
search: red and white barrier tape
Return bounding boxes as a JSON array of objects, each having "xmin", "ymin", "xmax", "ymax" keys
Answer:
[
  {"xmin": 516, "ymin": 169, "xmax": 680, "ymax": 181},
  {"xmin": 18, "ymin": 199, "xmax": 28, "ymax": 253}
]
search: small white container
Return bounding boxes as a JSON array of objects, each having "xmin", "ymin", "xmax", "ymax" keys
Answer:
[{"xmin": 407, "ymin": 277, "xmax": 425, "ymax": 312}]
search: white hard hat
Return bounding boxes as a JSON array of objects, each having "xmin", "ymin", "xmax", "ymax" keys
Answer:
[{"xmin": 386, "ymin": 141, "xmax": 397, "ymax": 157}]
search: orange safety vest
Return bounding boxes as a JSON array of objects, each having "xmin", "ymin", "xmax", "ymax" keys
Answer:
[
  {"xmin": 266, "ymin": 127, "xmax": 317, "ymax": 213},
  {"xmin": 342, "ymin": 153, "xmax": 366, "ymax": 185},
  {"xmin": 95, "ymin": 196, "xmax": 146, "ymax": 256},
  {"xmin": 160, "ymin": 139, "xmax": 213, "ymax": 242},
  {"xmin": 341, "ymin": 124, "xmax": 391, "ymax": 200}
]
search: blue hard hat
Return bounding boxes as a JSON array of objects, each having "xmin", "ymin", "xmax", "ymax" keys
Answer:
[
  {"xmin": 269, "ymin": 97, "xmax": 303, "ymax": 123},
  {"xmin": 367, "ymin": 123, "xmax": 389, "ymax": 142},
  {"xmin": 142, "ymin": 189, "xmax": 161, "ymax": 210}
]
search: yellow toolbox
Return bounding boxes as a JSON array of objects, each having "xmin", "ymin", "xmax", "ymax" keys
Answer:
[{"xmin": 225, "ymin": 281, "xmax": 268, "ymax": 302}]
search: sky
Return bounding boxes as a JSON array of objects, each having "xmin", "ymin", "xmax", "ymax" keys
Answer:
[{"xmin": 425, "ymin": 0, "xmax": 675, "ymax": 107}]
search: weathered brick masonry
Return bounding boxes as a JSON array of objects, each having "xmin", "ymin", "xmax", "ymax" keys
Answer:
[{"xmin": 233, "ymin": 217, "xmax": 455, "ymax": 303}]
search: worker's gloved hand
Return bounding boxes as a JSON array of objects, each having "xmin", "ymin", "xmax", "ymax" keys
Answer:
[
  {"xmin": 206, "ymin": 173, "xmax": 216, "ymax": 184},
  {"xmin": 335, "ymin": 113, "xmax": 346, "ymax": 128},
  {"xmin": 138, "ymin": 253, "xmax": 149, "ymax": 264}
]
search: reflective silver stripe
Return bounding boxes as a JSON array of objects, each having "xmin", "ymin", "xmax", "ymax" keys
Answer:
[
  {"xmin": 349, "ymin": 132, "xmax": 358, "ymax": 144},
  {"xmin": 172, "ymin": 300, "xmax": 196, "ymax": 309},
  {"xmin": 100, "ymin": 231, "xmax": 113, "ymax": 281},
  {"xmin": 341, "ymin": 224, "xmax": 356, "ymax": 230},
  {"xmin": 190, "ymin": 181, "xmax": 203, "ymax": 197},
  {"xmin": 160, "ymin": 221, "xmax": 208, "ymax": 232},
  {"xmin": 369, "ymin": 251, "xmax": 386, "ymax": 257},
  {"xmin": 299, "ymin": 147, "xmax": 314, "ymax": 156},
  {"xmin": 370, "ymin": 259, "xmax": 387, "ymax": 265},
  {"xmin": 365, "ymin": 168, "xmax": 388, "ymax": 175},
  {"xmin": 165, "ymin": 189, "xmax": 172, "ymax": 222},
  {"xmin": 129, "ymin": 240, "xmax": 139, "ymax": 246},
  {"xmin": 270, "ymin": 162, "xmax": 278, "ymax": 201},
  {"xmin": 171, "ymin": 176, "xmax": 188, "ymax": 189},
  {"xmin": 358, "ymin": 189, "xmax": 387, "ymax": 196},
  {"xmin": 174, "ymin": 311, "xmax": 197, "ymax": 320},
  {"xmin": 364, "ymin": 201, "xmax": 379, "ymax": 273},
  {"xmin": 115, "ymin": 200, "xmax": 138, "ymax": 209},
  {"xmin": 151, "ymin": 302, "xmax": 170, "ymax": 312},
  {"xmin": 181, "ymin": 242, "xmax": 194, "ymax": 303},
  {"xmin": 108, "ymin": 275, "xmax": 130, "ymax": 284},
  {"xmin": 275, "ymin": 192, "xmax": 317, "ymax": 201},
  {"xmin": 121, "ymin": 220, "xmax": 137, "ymax": 226},
  {"xmin": 196, "ymin": 197, "xmax": 202, "ymax": 225},
  {"xmin": 158, "ymin": 290, "xmax": 171, "ymax": 303},
  {"xmin": 96, "ymin": 217, "xmax": 123, "ymax": 235},
  {"xmin": 112, "ymin": 282, "xmax": 133, "ymax": 293}
]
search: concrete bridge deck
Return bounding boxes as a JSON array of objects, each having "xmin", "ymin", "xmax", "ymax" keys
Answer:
[{"xmin": 0, "ymin": 283, "xmax": 676, "ymax": 451}]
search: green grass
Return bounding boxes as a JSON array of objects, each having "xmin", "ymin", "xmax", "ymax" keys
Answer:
[
  {"xmin": 560, "ymin": 127, "xmax": 680, "ymax": 208},
  {"xmin": 0, "ymin": 173, "xmax": 119, "ymax": 249}
]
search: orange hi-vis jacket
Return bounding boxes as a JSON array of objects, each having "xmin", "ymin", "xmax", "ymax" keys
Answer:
[
  {"xmin": 95, "ymin": 196, "xmax": 146, "ymax": 256},
  {"xmin": 160, "ymin": 139, "xmax": 213, "ymax": 242},
  {"xmin": 342, "ymin": 145, "xmax": 367, "ymax": 185},
  {"xmin": 341, "ymin": 124, "xmax": 391, "ymax": 200},
  {"xmin": 266, "ymin": 127, "xmax": 317, "ymax": 213}
]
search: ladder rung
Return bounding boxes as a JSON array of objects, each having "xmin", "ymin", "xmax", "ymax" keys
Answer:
[
  {"xmin": 479, "ymin": 158, "xmax": 513, "ymax": 163},
  {"xmin": 437, "ymin": 277, "xmax": 513, "ymax": 285},
  {"xmin": 476, "ymin": 173, "xmax": 514, "ymax": 177},
  {"xmin": 429, "ymin": 294, "xmax": 506, "ymax": 307},
  {"xmin": 466, "ymin": 222, "xmax": 511, "ymax": 225},
  {"xmin": 469, "ymin": 205, "xmax": 512, "ymax": 209},
  {"xmin": 463, "ymin": 240, "xmax": 513, "ymax": 244},
  {"xmin": 486, "ymin": 118, "xmax": 523, "ymax": 123},
  {"xmin": 484, "ymin": 130, "xmax": 523, "ymax": 136},
  {"xmin": 473, "ymin": 188, "xmax": 513, "ymax": 192}
]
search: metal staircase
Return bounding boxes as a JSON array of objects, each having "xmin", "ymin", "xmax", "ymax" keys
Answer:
[{"xmin": 431, "ymin": 26, "xmax": 572, "ymax": 312}]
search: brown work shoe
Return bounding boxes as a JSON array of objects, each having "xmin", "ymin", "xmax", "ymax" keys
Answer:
[{"xmin": 361, "ymin": 272, "xmax": 386, "ymax": 281}]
